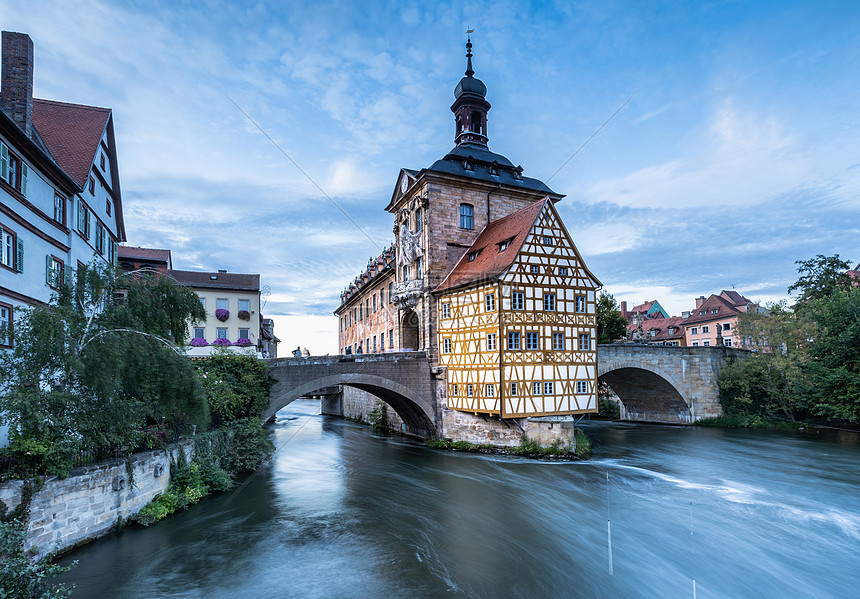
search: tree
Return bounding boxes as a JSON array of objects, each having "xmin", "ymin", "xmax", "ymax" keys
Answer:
[
  {"xmin": 0, "ymin": 264, "xmax": 207, "ymax": 474},
  {"xmin": 596, "ymin": 291, "xmax": 628, "ymax": 344},
  {"xmin": 0, "ymin": 519, "xmax": 74, "ymax": 599},
  {"xmin": 195, "ymin": 353, "xmax": 275, "ymax": 427},
  {"xmin": 788, "ymin": 254, "xmax": 853, "ymax": 303}
]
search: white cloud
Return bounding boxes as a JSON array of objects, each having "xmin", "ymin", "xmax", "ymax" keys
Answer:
[{"xmin": 575, "ymin": 223, "xmax": 642, "ymax": 256}]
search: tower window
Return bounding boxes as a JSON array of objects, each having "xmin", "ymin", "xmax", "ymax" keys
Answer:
[
  {"xmin": 470, "ymin": 111, "xmax": 482, "ymax": 134},
  {"xmin": 460, "ymin": 204, "xmax": 474, "ymax": 230}
]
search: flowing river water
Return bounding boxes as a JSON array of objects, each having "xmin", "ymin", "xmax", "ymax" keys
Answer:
[{"xmin": 59, "ymin": 399, "xmax": 860, "ymax": 598}]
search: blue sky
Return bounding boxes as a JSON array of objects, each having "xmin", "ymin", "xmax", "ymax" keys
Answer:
[{"xmin": 3, "ymin": 0, "xmax": 859, "ymax": 352}]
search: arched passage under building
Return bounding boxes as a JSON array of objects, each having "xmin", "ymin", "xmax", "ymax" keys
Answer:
[
  {"xmin": 598, "ymin": 367, "xmax": 693, "ymax": 425},
  {"xmin": 265, "ymin": 372, "xmax": 436, "ymax": 437}
]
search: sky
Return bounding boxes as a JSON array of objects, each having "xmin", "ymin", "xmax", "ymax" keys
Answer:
[{"xmin": 3, "ymin": 0, "xmax": 859, "ymax": 354}]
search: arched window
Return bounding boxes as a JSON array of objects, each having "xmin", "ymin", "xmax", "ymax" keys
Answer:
[
  {"xmin": 415, "ymin": 209, "xmax": 422, "ymax": 233},
  {"xmin": 470, "ymin": 111, "xmax": 482, "ymax": 134},
  {"xmin": 460, "ymin": 203, "xmax": 474, "ymax": 229}
]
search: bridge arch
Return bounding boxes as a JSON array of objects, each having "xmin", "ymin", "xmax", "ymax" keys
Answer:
[
  {"xmin": 598, "ymin": 358, "xmax": 693, "ymax": 425},
  {"xmin": 265, "ymin": 372, "xmax": 436, "ymax": 437}
]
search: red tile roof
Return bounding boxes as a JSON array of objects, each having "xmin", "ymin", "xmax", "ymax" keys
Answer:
[
  {"xmin": 628, "ymin": 315, "xmax": 686, "ymax": 342},
  {"xmin": 170, "ymin": 269, "xmax": 260, "ymax": 292},
  {"xmin": 31, "ymin": 98, "xmax": 110, "ymax": 188},
  {"xmin": 118, "ymin": 246, "xmax": 172, "ymax": 263},
  {"xmin": 434, "ymin": 198, "xmax": 547, "ymax": 293},
  {"xmin": 630, "ymin": 300, "xmax": 655, "ymax": 314},
  {"xmin": 684, "ymin": 293, "xmax": 744, "ymax": 325},
  {"xmin": 719, "ymin": 290, "xmax": 752, "ymax": 308}
]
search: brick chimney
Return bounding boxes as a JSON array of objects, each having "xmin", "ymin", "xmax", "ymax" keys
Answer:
[
  {"xmin": 620, "ymin": 301, "xmax": 628, "ymax": 320},
  {"xmin": 694, "ymin": 296, "xmax": 706, "ymax": 309},
  {"xmin": 1, "ymin": 31, "xmax": 35, "ymax": 137}
]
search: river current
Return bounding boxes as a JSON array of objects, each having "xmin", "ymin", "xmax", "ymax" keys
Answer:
[{"xmin": 59, "ymin": 399, "xmax": 860, "ymax": 598}]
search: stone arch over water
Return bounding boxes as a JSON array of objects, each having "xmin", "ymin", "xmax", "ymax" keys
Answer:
[{"xmin": 598, "ymin": 362, "xmax": 693, "ymax": 425}]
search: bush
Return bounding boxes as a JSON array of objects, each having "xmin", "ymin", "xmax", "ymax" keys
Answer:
[
  {"xmin": 0, "ymin": 519, "xmax": 75, "ymax": 598},
  {"xmin": 195, "ymin": 355, "xmax": 275, "ymax": 427}
]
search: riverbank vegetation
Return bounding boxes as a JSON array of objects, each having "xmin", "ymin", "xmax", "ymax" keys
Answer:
[
  {"xmin": 426, "ymin": 431, "xmax": 591, "ymax": 459},
  {"xmin": 715, "ymin": 255, "xmax": 860, "ymax": 429}
]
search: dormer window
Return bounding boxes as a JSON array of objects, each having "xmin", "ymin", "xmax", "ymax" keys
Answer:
[
  {"xmin": 711, "ymin": 308, "xmax": 718, "ymax": 314},
  {"xmin": 467, "ymin": 249, "xmax": 482, "ymax": 262},
  {"xmin": 489, "ymin": 162, "xmax": 499, "ymax": 176},
  {"xmin": 512, "ymin": 167, "xmax": 523, "ymax": 181},
  {"xmin": 463, "ymin": 160, "xmax": 474, "ymax": 171},
  {"xmin": 498, "ymin": 237, "xmax": 514, "ymax": 252}
]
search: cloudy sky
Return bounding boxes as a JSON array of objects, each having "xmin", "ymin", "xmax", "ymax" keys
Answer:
[{"xmin": 4, "ymin": 0, "xmax": 859, "ymax": 353}]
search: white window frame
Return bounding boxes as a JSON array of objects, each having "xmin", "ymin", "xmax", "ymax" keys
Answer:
[
  {"xmin": 485, "ymin": 293, "xmax": 495, "ymax": 312},
  {"xmin": 442, "ymin": 303, "xmax": 451, "ymax": 319},
  {"xmin": 576, "ymin": 380, "xmax": 587, "ymax": 394},
  {"xmin": 512, "ymin": 292, "xmax": 524, "ymax": 310},
  {"xmin": 575, "ymin": 296, "xmax": 586, "ymax": 313},
  {"xmin": 486, "ymin": 333, "xmax": 497, "ymax": 351},
  {"xmin": 532, "ymin": 381, "xmax": 542, "ymax": 395},
  {"xmin": 544, "ymin": 381, "xmax": 554, "ymax": 395},
  {"xmin": 443, "ymin": 337, "xmax": 452, "ymax": 354}
]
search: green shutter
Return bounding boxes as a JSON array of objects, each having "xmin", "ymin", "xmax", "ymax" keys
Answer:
[
  {"xmin": 64, "ymin": 264, "xmax": 73, "ymax": 287},
  {"xmin": 0, "ymin": 142, "xmax": 7, "ymax": 181},
  {"xmin": 20, "ymin": 163, "xmax": 28, "ymax": 196},
  {"xmin": 45, "ymin": 254, "xmax": 52, "ymax": 285},
  {"xmin": 85, "ymin": 208, "xmax": 90, "ymax": 239},
  {"xmin": 15, "ymin": 237, "xmax": 23, "ymax": 272},
  {"xmin": 77, "ymin": 198, "xmax": 84, "ymax": 232}
]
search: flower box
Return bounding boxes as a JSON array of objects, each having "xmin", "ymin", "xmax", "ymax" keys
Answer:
[
  {"xmin": 215, "ymin": 309, "xmax": 230, "ymax": 321},
  {"xmin": 234, "ymin": 338, "xmax": 252, "ymax": 346},
  {"xmin": 212, "ymin": 337, "xmax": 231, "ymax": 346},
  {"xmin": 237, "ymin": 310, "xmax": 251, "ymax": 321},
  {"xmin": 190, "ymin": 337, "xmax": 208, "ymax": 347}
]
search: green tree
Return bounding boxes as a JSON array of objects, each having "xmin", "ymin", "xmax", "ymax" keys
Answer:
[
  {"xmin": 596, "ymin": 291, "xmax": 628, "ymax": 344},
  {"xmin": 0, "ymin": 264, "xmax": 207, "ymax": 474},
  {"xmin": 194, "ymin": 353, "xmax": 274, "ymax": 427},
  {"xmin": 0, "ymin": 520, "xmax": 74, "ymax": 598},
  {"xmin": 788, "ymin": 254, "xmax": 853, "ymax": 302}
]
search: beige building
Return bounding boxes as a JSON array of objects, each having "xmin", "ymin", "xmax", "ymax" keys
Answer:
[{"xmin": 170, "ymin": 269, "xmax": 262, "ymax": 357}]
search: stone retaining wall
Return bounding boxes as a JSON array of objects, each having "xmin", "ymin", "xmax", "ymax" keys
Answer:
[
  {"xmin": 0, "ymin": 442, "xmax": 191, "ymax": 559},
  {"xmin": 442, "ymin": 410, "xmax": 580, "ymax": 447},
  {"xmin": 342, "ymin": 387, "xmax": 406, "ymax": 432}
]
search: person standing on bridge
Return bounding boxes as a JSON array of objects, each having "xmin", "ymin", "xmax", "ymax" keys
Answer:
[{"xmin": 293, "ymin": 346, "xmax": 301, "ymax": 357}]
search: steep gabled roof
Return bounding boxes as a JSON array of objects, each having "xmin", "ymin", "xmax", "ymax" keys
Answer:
[
  {"xmin": 170, "ymin": 269, "xmax": 260, "ymax": 292},
  {"xmin": 719, "ymin": 289, "xmax": 752, "ymax": 308},
  {"xmin": 31, "ymin": 98, "xmax": 110, "ymax": 188},
  {"xmin": 434, "ymin": 198, "xmax": 547, "ymax": 293},
  {"xmin": 118, "ymin": 246, "xmax": 172, "ymax": 264},
  {"xmin": 628, "ymin": 315, "xmax": 686, "ymax": 342},
  {"xmin": 684, "ymin": 293, "xmax": 743, "ymax": 325}
]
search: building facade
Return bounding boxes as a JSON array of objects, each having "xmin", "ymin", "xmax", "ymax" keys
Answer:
[
  {"xmin": 118, "ymin": 246, "xmax": 172, "ymax": 275},
  {"xmin": 1, "ymin": 31, "xmax": 124, "ymax": 349},
  {"xmin": 334, "ymin": 39, "xmax": 601, "ymax": 443},
  {"xmin": 684, "ymin": 290, "xmax": 760, "ymax": 348}
]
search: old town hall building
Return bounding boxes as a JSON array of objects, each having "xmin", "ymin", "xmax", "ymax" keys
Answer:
[{"xmin": 336, "ymin": 40, "xmax": 600, "ymax": 440}]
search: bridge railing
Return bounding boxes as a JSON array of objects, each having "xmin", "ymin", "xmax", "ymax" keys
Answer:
[{"xmin": 267, "ymin": 351, "xmax": 428, "ymax": 367}]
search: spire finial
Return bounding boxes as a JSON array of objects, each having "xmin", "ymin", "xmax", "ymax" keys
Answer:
[{"xmin": 465, "ymin": 29, "xmax": 475, "ymax": 77}]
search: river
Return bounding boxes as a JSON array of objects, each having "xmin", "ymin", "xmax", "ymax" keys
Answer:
[{"xmin": 59, "ymin": 399, "xmax": 860, "ymax": 598}]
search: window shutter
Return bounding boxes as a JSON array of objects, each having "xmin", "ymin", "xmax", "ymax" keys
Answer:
[
  {"xmin": 45, "ymin": 254, "xmax": 52, "ymax": 285},
  {"xmin": 64, "ymin": 264, "xmax": 73, "ymax": 287},
  {"xmin": 85, "ymin": 208, "xmax": 90, "ymax": 238},
  {"xmin": 0, "ymin": 142, "xmax": 7, "ymax": 180},
  {"xmin": 77, "ymin": 198, "xmax": 84, "ymax": 232},
  {"xmin": 20, "ymin": 163, "xmax": 28, "ymax": 196},
  {"xmin": 112, "ymin": 240, "xmax": 118, "ymax": 264},
  {"xmin": 15, "ymin": 237, "xmax": 23, "ymax": 272}
]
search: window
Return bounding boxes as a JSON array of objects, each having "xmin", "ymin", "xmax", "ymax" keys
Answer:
[
  {"xmin": 388, "ymin": 282, "xmax": 393, "ymax": 302},
  {"xmin": 467, "ymin": 250, "xmax": 480, "ymax": 262},
  {"xmin": 703, "ymin": 340, "xmax": 711, "ymax": 347},
  {"xmin": 415, "ymin": 209, "xmax": 422, "ymax": 233},
  {"xmin": 552, "ymin": 332, "xmax": 565, "ymax": 350},
  {"xmin": 373, "ymin": 294, "xmax": 377, "ymax": 312},
  {"xmin": 380, "ymin": 332, "xmax": 384, "ymax": 349},
  {"xmin": 512, "ymin": 292, "xmax": 524, "ymax": 310},
  {"xmin": 576, "ymin": 381, "xmax": 588, "ymax": 394},
  {"xmin": 486, "ymin": 385, "xmax": 494, "ymax": 397},
  {"xmin": 0, "ymin": 225, "xmax": 21, "ymax": 271},
  {"xmin": 533, "ymin": 382, "xmax": 542, "ymax": 395},
  {"xmin": 578, "ymin": 333, "xmax": 590, "ymax": 351},
  {"xmin": 486, "ymin": 333, "xmax": 497, "ymax": 351},
  {"xmin": 380, "ymin": 288, "xmax": 384, "ymax": 305},
  {"xmin": 89, "ymin": 176, "xmax": 95, "ymax": 194},
  {"xmin": 193, "ymin": 327, "xmax": 205, "ymax": 339},
  {"xmin": 699, "ymin": 310, "xmax": 705, "ymax": 316},
  {"xmin": 373, "ymin": 336, "xmax": 377, "ymax": 352},
  {"xmin": 403, "ymin": 265, "xmax": 409, "ymax": 280},
  {"xmin": 77, "ymin": 199, "xmax": 91, "ymax": 239},
  {"xmin": 452, "ymin": 384, "xmax": 458, "ymax": 397},
  {"xmin": 100, "ymin": 154, "xmax": 106, "ymax": 171},
  {"xmin": 544, "ymin": 381, "xmax": 554, "ymax": 395},
  {"xmin": 217, "ymin": 298, "xmax": 228, "ymax": 311},
  {"xmin": 216, "ymin": 328, "xmax": 227, "ymax": 339},
  {"xmin": 692, "ymin": 341, "xmax": 699, "ymax": 347},
  {"xmin": 0, "ymin": 302, "xmax": 11, "ymax": 347},
  {"xmin": 543, "ymin": 294, "xmax": 556, "ymax": 311},
  {"xmin": 558, "ymin": 266, "xmax": 567, "ymax": 276},
  {"xmin": 442, "ymin": 303, "xmax": 451, "ymax": 319},
  {"xmin": 702, "ymin": 325, "xmax": 710, "ymax": 334},
  {"xmin": 106, "ymin": 198, "xmax": 111, "ymax": 216},
  {"xmin": 389, "ymin": 329, "xmax": 394, "ymax": 348},
  {"xmin": 470, "ymin": 111, "xmax": 482, "ymax": 134},
  {"xmin": 498, "ymin": 238, "xmax": 512, "ymax": 252},
  {"xmin": 575, "ymin": 296, "xmax": 586, "ymax": 313},
  {"xmin": 543, "ymin": 236, "xmax": 552, "ymax": 245},
  {"xmin": 690, "ymin": 327, "xmax": 698, "ymax": 335},
  {"xmin": 239, "ymin": 329, "xmax": 250, "ymax": 340},
  {"xmin": 510, "ymin": 382, "xmax": 518, "ymax": 396},
  {"xmin": 0, "ymin": 142, "xmax": 27, "ymax": 195},
  {"xmin": 95, "ymin": 224, "xmax": 105, "ymax": 254},
  {"xmin": 443, "ymin": 338, "xmax": 452, "ymax": 354},
  {"xmin": 199, "ymin": 298, "xmax": 205, "ymax": 311},
  {"xmin": 722, "ymin": 323, "xmax": 731, "ymax": 331},
  {"xmin": 530, "ymin": 265, "xmax": 540, "ymax": 274},
  {"xmin": 359, "ymin": 305, "xmax": 363, "ymax": 320},
  {"xmin": 46, "ymin": 255, "xmax": 63, "ymax": 288},
  {"xmin": 460, "ymin": 204, "xmax": 474, "ymax": 229},
  {"xmin": 724, "ymin": 338, "xmax": 732, "ymax": 347},
  {"xmin": 507, "ymin": 331, "xmax": 520, "ymax": 350},
  {"xmin": 239, "ymin": 299, "xmax": 250, "ymax": 312},
  {"xmin": 526, "ymin": 331, "xmax": 539, "ymax": 350},
  {"xmin": 53, "ymin": 195, "xmax": 65, "ymax": 225},
  {"xmin": 485, "ymin": 293, "xmax": 495, "ymax": 312},
  {"xmin": 467, "ymin": 384, "xmax": 473, "ymax": 397},
  {"xmin": 414, "ymin": 256, "xmax": 422, "ymax": 276}
]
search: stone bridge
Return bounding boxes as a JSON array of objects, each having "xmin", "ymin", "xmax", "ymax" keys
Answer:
[
  {"xmin": 265, "ymin": 346, "xmax": 742, "ymax": 430},
  {"xmin": 265, "ymin": 352, "xmax": 438, "ymax": 436},
  {"xmin": 597, "ymin": 344, "xmax": 743, "ymax": 424}
]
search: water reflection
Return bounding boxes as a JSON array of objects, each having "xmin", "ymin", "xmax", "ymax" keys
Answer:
[{"xmin": 60, "ymin": 401, "xmax": 860, "ymax": 598}]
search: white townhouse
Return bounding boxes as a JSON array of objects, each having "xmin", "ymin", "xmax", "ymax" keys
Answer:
[{"xmin": 0, "ymin": 30, "xmax": 125, "ymax": 347}]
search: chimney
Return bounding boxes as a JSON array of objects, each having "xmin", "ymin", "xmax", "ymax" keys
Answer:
[
  {"xmin": 620, "ymin": 301, "xmax": 627, "ymax": 319},
  {"xmin": 1, "ymin": 31, "xmax": 35, "ymax": 137},
  {"xmin": 695, "ymin": 296, "xmax": 706, "ymax": 309}
]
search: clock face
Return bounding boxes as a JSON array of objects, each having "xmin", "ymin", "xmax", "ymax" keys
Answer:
[{"xmin": 400, "ymin": 175, "xmax": 409, "ymax": 193}]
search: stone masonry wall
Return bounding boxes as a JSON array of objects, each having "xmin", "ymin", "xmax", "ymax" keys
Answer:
[
  {"xmin": 0, "ymin": 442, "xmax": 192, "ymax": 559},
  {"xmin": 342, "ymin": 386, "xmax": 406, "ymax": 432},
  {"xmin": 441, "ymin": 410, "xmax": 580, "ymax": 447}
]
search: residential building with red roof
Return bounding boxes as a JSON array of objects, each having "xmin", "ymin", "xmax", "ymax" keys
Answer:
[
  {"xmin": 627, "ymin": 315, "xmax": 687, "ymax": 346},
  {"xmin": 684, "ymin": 290, "xmax": 760, "ymax": 348},
  {"xmin": 334, "ymin": 39, "xmax": 601, "ymax": 443},
  {"xmin": 118, "ymin": 245, "xmax": 172, "ymax": 275},
  {"xmin": 1, "ymin": 30, "xmax": 125, "ymax": 349}
]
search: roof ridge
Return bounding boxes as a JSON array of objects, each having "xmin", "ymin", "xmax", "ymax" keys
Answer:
[{"xmin": 33, "ymin": 97, "xmax": 110, "ymax": 113}]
